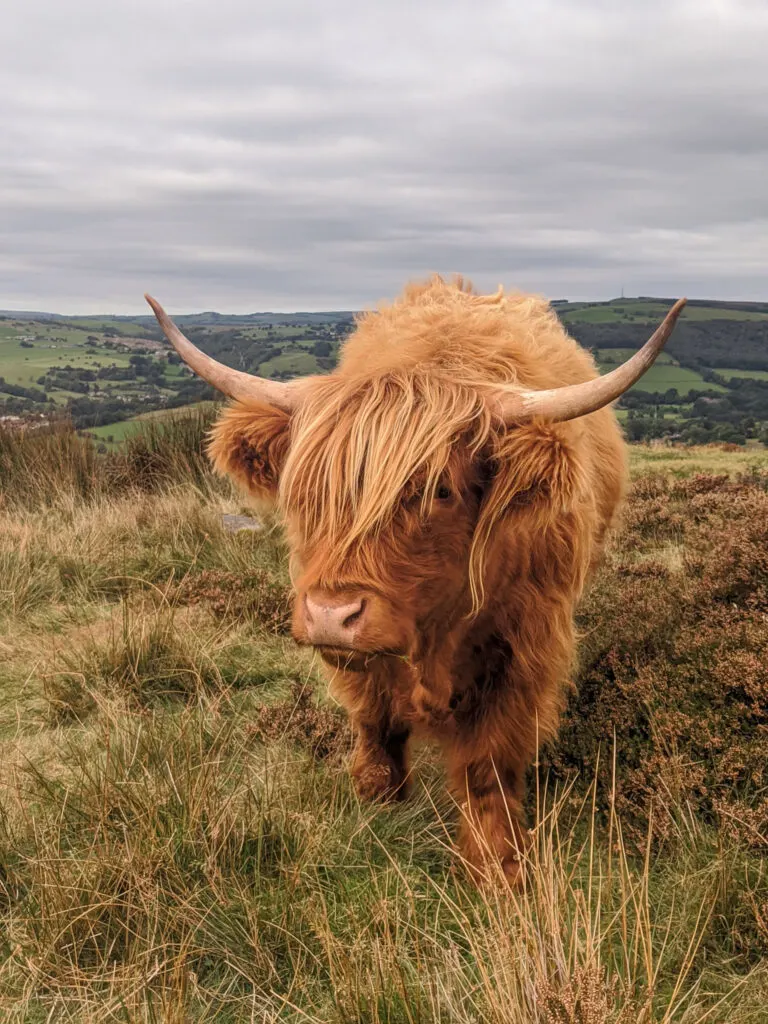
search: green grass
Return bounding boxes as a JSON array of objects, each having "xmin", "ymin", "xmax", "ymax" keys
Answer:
[
  {"xmin": 0, "ymin": 335, "xmax": 132, "ymax": 388},
  {"xmin": 597, "ymin": 347, "xmax": 676, "ymax": 365},
  {"xmin": 564, "ymin": 303, "xmax": 668, "ymax": 323},
  {"xmin": 628, "ymin": 440, "xmax": 768, "ymax": 477},
  {"xmin": 58, "ymin": 317, "xmax": 153, "ymax": 337},
  {"xmin": 239, "ymin": 325, "xmax": 311, "ymax": 340},
  {"xmin": 86, "ymin": 418, "xmax": 159, "ymax": 443},
  {"xmin": 595, "ymin": 349, "xmax": 721, "ymax": 395}
]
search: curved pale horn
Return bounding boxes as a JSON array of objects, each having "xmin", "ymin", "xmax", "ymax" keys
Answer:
[
  {"xmin": 144, "ymin": 294, "xmax": 303, "ymax": 412},
  {"xmin": 496, "ymin": 298, "xmax": 687, "ymax": 424}
]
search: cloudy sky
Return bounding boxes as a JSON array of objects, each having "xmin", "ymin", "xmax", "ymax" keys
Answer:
[{"xmin": 2, "ymin": 0, "xmax": 768, "ymax": 313}]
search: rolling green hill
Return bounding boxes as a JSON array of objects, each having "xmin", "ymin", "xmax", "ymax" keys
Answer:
[{"xmin": 2, "ymin": 295, "xmax": 767, "ymax": 445}]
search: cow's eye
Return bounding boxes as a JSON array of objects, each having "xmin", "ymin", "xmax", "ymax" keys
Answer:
[{"xmin": 436, "ymin": 485, "xmax": 452, "ymax": 500}]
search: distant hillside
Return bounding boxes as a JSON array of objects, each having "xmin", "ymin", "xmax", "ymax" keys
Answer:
[
  {"xmin": 1, "ymin": 309, "xmax": 357, "ymax": 327},
  {"xmin": 2, "ymin": 296, "xmax": 767, "ymax": 445}
]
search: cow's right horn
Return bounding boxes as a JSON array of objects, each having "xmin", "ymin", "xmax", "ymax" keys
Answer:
[
  {"xmin": 145, "ymin": 294, "xmax": 306, "ymax": 412},
  {"xmin": 496, "ymin": 298, "xmax": 687, "ymax": 424}
]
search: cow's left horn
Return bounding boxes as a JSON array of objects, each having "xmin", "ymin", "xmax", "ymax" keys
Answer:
[
  {"xmin": 144, "ymin": 295, "xmax": 305, "ymax": 412},
  {"xmin": 496, "ymin": 298, "xmax": 687, "ymax": 424}
]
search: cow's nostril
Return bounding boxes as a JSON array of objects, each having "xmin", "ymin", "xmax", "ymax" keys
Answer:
[
  {"xmin": 303, "ymin": 591, "xmax": 367, "ymax": 647},
  {"xmin": 342, "ymin": 599, "xmax": 365, "ymax": 629}
]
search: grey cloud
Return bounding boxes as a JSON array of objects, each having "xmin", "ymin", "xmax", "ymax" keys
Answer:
[{"xmin": 1, "ymin": 0, "xmax": 767, "ymax": 312}]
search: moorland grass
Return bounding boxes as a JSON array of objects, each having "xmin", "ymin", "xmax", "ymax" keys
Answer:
[{"xmin": 0, "ymin": 419, "xmax": 767, "ymax": 1021}]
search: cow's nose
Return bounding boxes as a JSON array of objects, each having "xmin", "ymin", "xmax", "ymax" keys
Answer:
[{"xmin": 304, "ymin": 591, "xmax": 366, "ymax": 647}]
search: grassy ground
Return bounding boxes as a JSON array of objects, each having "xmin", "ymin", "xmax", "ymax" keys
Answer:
[
  {"xmin": 595, "ymin": 362, "xmax": 725, "ymax": 394},
  {"xmin": 58, "ymin": 318, "xmax": 152, "ymax": 337},
  {"xmin": 0, "ymin": 421, "xmax": 767, "ymax": 1021},
  {"xmin": 258, "ymin": 351, "xmax": 322, "ymax": 378},
  {"xmin": 595, "ymin": 349, "xmax": 676, "ymax": 365},
  {"xmin": 628, "ymin": 441, "xmax": 768, "ymax": 477}
]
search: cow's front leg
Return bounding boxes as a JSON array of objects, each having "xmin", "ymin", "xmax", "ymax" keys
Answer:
[
  {"xmin": 350, "ymin": 717, "xmax": 411, "ymax": 803},
  {"xmin": 447, "ymin": 750, "xmax": 529, "ymax": 885}
]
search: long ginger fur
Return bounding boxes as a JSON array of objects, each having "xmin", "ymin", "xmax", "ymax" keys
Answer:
[{"xmin": 208, "ymin": 275, "xmax": 627, "ymax": 883}]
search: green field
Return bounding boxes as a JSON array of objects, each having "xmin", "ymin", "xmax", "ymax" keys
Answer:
[
  {"xmin": 629, "ymin": 438, "xmax": 768, "ymax": 476},
  {"xmin": 259, "ymin": 350, "xmax": 320, "ymax": 377},
  {"xmin": 596, "ymin": 347, "xmax": 675, "ymax": 365},
  {"xmin": 238, "ymin": 325, "xmax": 314, "ymax": 340},
  {"xmin": 717, "ymin": 367, "xmax": 768, "ymax": 381},
  {"xmin": 56, "ymin": 317, "xmax": 152, "ymax": 336},
  {"xmin": 562, "ymin": 301, "xmax": 768, "ymax": 323},
  {"xmin": 0, "ymin": 338, "xmax": 132, "ymax": 388},
  {"xmin": 85, "ymin": 401, "xmax": 218, "ymax": 443},
  {"xmin": 595, "ymin": 358, "xmax": 725, "ymax": 394}
]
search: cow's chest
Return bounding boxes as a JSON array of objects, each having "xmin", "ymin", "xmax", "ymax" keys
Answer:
[{"xmin": 392, "ymin": 632, "xmax": 512, "ymax": 735}]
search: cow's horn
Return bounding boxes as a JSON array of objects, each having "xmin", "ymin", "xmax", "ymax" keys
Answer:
[
  {"xmin": 144, "ymin": 294, "xmax": 304, "ymax": 412},
  {"xmin": 497, "ymin": 298, "xmax": 687, "ymax": 424}
]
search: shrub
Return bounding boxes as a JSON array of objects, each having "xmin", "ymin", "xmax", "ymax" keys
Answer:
[{"xmin": 548, "ymin": 471, "xmax": 768, "ymax": 846}]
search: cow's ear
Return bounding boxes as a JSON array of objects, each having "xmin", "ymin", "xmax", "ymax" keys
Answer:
[
  {"xmin": 207, "ymin": 402, "xmax": 291, "ymax": 505},
  {"xmin": 482, "ymin": 422, "xmax": 586, "ymax": 524}
]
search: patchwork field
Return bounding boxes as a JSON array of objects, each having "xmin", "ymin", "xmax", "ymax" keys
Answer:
[
  {"xmin": 560, "ymin": 300, "xmax": 768, "ymax": 323},
  {"xmin": 717, "ymin": 368, "xmax": 768, "ymax": 381},
  {"xmin": 0, "ymin": 331, "xmax": 134, "ymax": 390},
  {"xmin": 0, "ymin": 416, "xmax": 766, "ymax": 1021},
  {"xmin": 3, "ymin": 292, "xmax": 768, "ymax": 447},
  {"xmin": 594, "ymin": 357, "xmax": 725, "ymax": 394}
]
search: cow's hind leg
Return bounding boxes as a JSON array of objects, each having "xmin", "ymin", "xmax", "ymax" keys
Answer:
[
  {"xmin": 448, "ymin": 753, "xmax": 529, "ymax": 886},
  {"xmin": 350, "ymin": 719, "xmax": 411, "ymax": 803}
]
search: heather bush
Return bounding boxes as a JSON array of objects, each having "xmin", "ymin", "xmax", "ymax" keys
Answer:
[{"xmin": 551, "ymin": 471, "xmax": 768, "ymax": 847}]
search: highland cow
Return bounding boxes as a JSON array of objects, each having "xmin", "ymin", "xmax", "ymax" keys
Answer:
[{"xmin": 146, "ymin": 277, "xmax": 685, "ymax": 883}]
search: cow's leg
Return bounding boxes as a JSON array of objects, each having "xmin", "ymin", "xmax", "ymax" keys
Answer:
[
  {"xmin": 350, "ymin": 717, "xmax": 411, "ymax": 803},
  {"xmin": 446, "ymin": 749, "xmax": 529, "ymax": 885}
]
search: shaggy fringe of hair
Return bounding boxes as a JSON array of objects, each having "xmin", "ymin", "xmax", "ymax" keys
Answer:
[
  {"xmin": 214, "ymin": 275, "xmax": 610, "ymax": 615},
  {"xmin": 280, "ymin": 371, "xmax": 499, "ymax": 610},
  {"xmin": 279, "ymin": 275, "xmax": 595, "ymax": 614}
]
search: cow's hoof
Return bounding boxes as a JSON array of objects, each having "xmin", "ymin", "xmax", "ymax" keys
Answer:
[
  {"xmin": 501, "ymin": 852, "xmax": 525, "ymax": 889},
  {"xmin": 462, "ymin": 852, "xmax": 525, "ymax": 891},
  {"xmin": 351, "ymin": 756, "xmax": 407, "ymax": 803}
]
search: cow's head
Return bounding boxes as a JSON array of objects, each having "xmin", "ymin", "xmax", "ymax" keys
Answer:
[{"xmin": 144, "ymin": 293, "xmax": 685, "ymax": 671}]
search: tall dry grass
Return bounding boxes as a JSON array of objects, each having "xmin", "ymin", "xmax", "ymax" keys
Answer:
[{"xmin": 0, "ymin": 408, "xmax": 219, "ymax": 509}]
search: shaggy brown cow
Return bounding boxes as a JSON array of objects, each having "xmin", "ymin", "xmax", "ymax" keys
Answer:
[{"xmin": 146, "ymin": 277, "xmax": 685, "ymax": 883}]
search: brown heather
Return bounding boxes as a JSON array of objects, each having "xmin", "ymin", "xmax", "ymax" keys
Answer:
[
  {"xmin": 174, "ymin": 567, "xmax": 293, "ymax": 633},
  {"xmin": 553, "ymin": 470, "xmax": 768, "ymax": 852}
]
